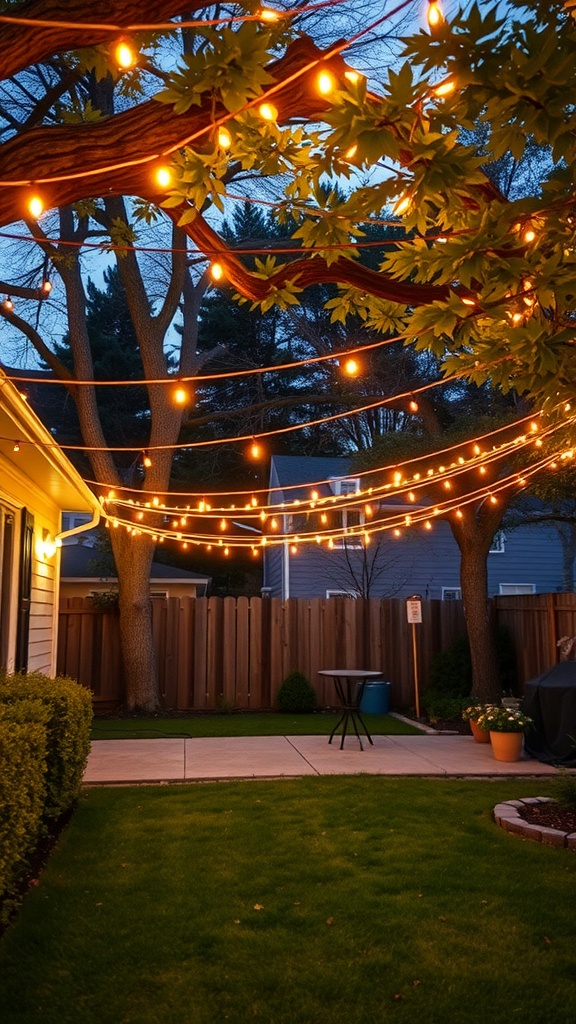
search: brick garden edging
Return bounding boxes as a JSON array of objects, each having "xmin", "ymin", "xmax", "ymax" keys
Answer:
[{"xmin": 493, "ymin": 798, "xmax": 576, "ymax": 850}]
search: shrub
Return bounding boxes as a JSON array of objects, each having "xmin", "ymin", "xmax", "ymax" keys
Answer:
[
  {"xmin": 0, "ymin": 701, "xmax": 48, "ymax": 908},
  {"xmin": 0, "ymin": 673, "xmax": 93, "ymax": 820},
  {"xmin": 427, "ymin": 624, "xmax": 517, "ymax": 702},
  {"xmin": 276, "ymin": 671, "xmax": 317, "ymax": 713}
]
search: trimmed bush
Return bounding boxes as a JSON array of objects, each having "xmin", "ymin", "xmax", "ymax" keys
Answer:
[
  {"xmin": 0, "ymin": 701, "xmax": 48, "ymax": 908},
  {"xmin": 0, "ymin": 673, "xmax": 93, "ymax": 820},
  {"xmin": 276, "ymin": 671, "xmax": 317, "ymax": 713}
]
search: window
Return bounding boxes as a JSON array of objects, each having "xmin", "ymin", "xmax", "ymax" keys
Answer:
[
  {"xmin": 326, "ymin": 589, "xmax": 357, "ymax": 598},
  {"xmin": 489, "ymin": 530, "xmax": 505, "ymax": 553},
  {"xmin": 442, "ymin": 587, "xmax": 462, "ymax": 601},
  {"xmin": 498, "ymin": 584, "xmax": 536, "ymax": 595},
  {"xmin": 329, "ymin": 477, "xmax": 360, "ymax": 496}
]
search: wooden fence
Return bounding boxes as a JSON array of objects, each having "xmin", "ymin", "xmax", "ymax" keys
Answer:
[
  {"xmin": 57, "ymin": 595, "xmax": 466, "ymax": 711},
  {"xmin": 57, "ymin": 593, "xmax": 576, "ymax": 712}
]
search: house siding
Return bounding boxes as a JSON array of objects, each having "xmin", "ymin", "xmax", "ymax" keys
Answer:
[{"xmin": 264, "ymin": 455, "xmax": 570, "ymax": 601}]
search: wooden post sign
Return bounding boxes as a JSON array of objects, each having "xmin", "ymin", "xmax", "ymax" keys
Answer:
[{"xmin": 406, "ymin": 595, "xmax": 422, "ymax": 718}]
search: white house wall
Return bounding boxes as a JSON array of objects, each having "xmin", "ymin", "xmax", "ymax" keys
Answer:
[{"xmin": 0, "ymin": 455, "xmax": 61, "ymax": 675}]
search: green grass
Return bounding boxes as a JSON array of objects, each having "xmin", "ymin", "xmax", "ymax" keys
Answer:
[
  {"xmin": 1, "ymin": 778, "xmax": 575, "ymax": 1024},
  {"xmin": 90, "ymin": 711, "xmax": 421, "ymax": 739}
]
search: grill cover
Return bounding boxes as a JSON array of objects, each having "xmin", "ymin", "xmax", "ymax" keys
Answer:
[{"xmin": 523, "ymin": 661, "xmax": 576, "ymax": 765}]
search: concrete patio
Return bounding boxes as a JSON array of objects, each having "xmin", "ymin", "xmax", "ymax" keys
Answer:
[{"xmin": 84, "ymin": 733, "xmax": 562, "ymax": 784}]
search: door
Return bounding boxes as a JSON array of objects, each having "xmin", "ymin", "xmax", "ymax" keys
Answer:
[
  {"xmin": 0, "ymin": 506, "xmax": 15, "ymax": 671},
  {"xmin": 15, "ymin": 509, "xmax": 34, "ymax": 672}
]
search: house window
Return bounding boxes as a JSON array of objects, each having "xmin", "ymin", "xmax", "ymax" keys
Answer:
[
  {"xmin": 498, "ymin": 584, "xmax": 536, "ymax": 595},
  {"xmin": 442, "ymin": 587, "xmax": 462, "ymax": 601},
  {"xmin": 326, "ymin": 589, "xmax": 357, "ymax": 598},
  {"xmin": 489, "ymin": 530, "xmax": 505, "ymax": 553},
  {"xmin": 329, "ymin": 477, "xmax": 360, "ymax": 496}
]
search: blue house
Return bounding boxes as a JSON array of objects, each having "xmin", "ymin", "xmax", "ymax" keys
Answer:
[{"xmin": 262, "ymin": 455, "xmax": 566, "ymax": 601}]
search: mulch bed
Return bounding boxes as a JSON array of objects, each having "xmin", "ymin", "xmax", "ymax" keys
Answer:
[{"xmin": 518, "ymin": 802, "xmax": 576, "ymax": 834}]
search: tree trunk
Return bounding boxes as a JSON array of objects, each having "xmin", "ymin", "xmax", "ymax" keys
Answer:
[
  {"xmin": 459, "ymin": 539, "xmax": 501, "ymax": 702},
  {"xmin": 111, "ymin": 531, "xmax": 159, "ymax": 711}
]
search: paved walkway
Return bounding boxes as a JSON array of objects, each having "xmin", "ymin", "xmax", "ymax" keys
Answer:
[{"xmin": 84, "ymin": 733, "xmax": 561, "ymax": 784}]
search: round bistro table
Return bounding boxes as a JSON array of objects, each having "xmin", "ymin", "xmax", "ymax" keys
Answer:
[{"xmin": 318, "ymin": 669, "xmax": 383, "ymax": 750}]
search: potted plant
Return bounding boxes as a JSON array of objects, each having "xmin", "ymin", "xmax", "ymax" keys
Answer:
[
  {"xmin": 476, "ymin": 705, "xmax": 533, "ymax": 762},
  {"xmin": 462, "ymin": 703, "xmax": 492, "ymax": 743}
]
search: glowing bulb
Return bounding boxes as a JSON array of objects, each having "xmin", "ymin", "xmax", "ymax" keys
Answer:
[
  {"xmin": 3, "ymin": 297, "xmax": 14, "ymax": 311},
  {"xmin": 427, "ymin": 0, "xmax": 444, "ymax": 29},
  {"xmin": 343, "ymin": 358, "xmax": 359, "ymax": 376},
  {"xmin": 249, "ymin": 440, "xmax": 261, "ymax": 459},
  {"xmin": 173, "ymin": 384, "xmax": 189, "ymax": 405},
  {"xmin": 344, "ymin": 144, "xmax": 358, "ymax": 160},
  {"xmin": 433, "ymin": 77, "xmax": 456, "ymax": 98},
  {"xmin": 220, "ymin": 518, "xmax": 227, "ymax": 530},
  {"xmin": 218, "ymin": 127, "xmax": 232, "ymax": 149},
  {"xmin": 317, "ymin": 70, "xmax": 336, "ymax": 96},
  {"xmin": 258, "ymin": 102, "xmax": 278, "ymax": 122},
  {"xmin": 155, "ymin": 166, "xmax": 172, "ymax": 188},
  {"xmin": 393, "ymin": 194, "xmax": 411, "ymax": 216},
  {"xmin": 310, "ymin": 490, "xmax": 319, "ymax": 502},
  {"xmin": 13, "ymin": 441, "xmax": 20, "ymax": 452},
  {"xmin": 523, "ymin": 227, "xmax": 536, "ymax": 243},
  {"xmin": 41, "ymin": 279, "xmax": 52, "ymax": 294},
  {"xmin": 409, "ymin": 400, "xmax": 419, "ymax": 412},
  {"xmin": 142, "ymin": 452, "xmax": 152, "ymax": 468},
  {"xmin": 460, "ymin": 297, "xmax": 476, "ymax": 307},
  {"xmin": 28, "ymin": 195, "xmax": 43, "ymax": 218},
  {"xmin": 210, "ymin": 262, "xmax": 224, "ymax": 281},
  {"xmin": 260, "ymin": 7, "xmax": 280, "ymax": 21},
  {"xmin": 115, "ymin": 41, "xmax": 137, "ymax": 69}
]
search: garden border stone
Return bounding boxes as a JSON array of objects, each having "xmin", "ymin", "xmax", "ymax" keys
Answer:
[{"xmin": 493, "ymin": 797, "xmax": 576, "ymax": 850}]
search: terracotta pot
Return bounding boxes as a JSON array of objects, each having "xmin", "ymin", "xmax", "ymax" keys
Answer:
[
  {"xmin": 469, "ymin": 718, "xmax": 491, "ymax": 743},
  {"xmin": 489, "ymin": 731, "xmax": 524, "ymax": 762}
]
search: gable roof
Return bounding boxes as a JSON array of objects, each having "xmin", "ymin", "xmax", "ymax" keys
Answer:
[
  {"xmin": 0, "ymin": 367, "xmax": 99, "ymax": 514},
  {"xmin": 61, "ymin": 542, "xmax": 210, "ymax": 585}
]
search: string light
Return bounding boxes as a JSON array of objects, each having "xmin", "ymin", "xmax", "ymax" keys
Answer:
[
  {"xmin": 210, "ymin": 262, "xmax": 224, "ymax": 282},
  {"xmin": 258, "ymin": 102, "xmax": 278, "ymax": 122},
  {"xmin": 12, "ymin": 441, "xmax": 20, "ymax": 452},
  {"xmin": 142, "ymin": 451, "xmax": 152, "ymax": 468},
  {"xmin": 317, "ymin": 70, "xmax": 336, "ymax": 95},
  {"xmin": 343, "ymin": 357, "xmax": 359, "ymax": 376},
  {"xmin": 173, "ymin": 383, "xmax": 190, "ymax": 406},
  {"xmin": 114, "ymin": 40, "xmax": 137, "ymax": 70},
  {"xmin": 427, "ymin": 0, "xmax": 444, "ymax": 29},
  {"xmin": 217, "ymin": 127, "xmax": 232, "ymax": 149},
  {"xmin": 155, "ymin": 167, "xmax": 172, "ymax": 188},
  {"xmin": 2, "ymin": 296, "xmax": 13, "ymax": 311},
  {"xmin": 27, "ymin": 195, "xmax": 44, "ymax": 218}
]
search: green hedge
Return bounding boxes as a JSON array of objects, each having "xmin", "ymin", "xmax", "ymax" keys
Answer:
[
  {"xmin": 0, "ymin": 673, "xmax": 93, "ymax": 821},
  {"xmin": 0, "ymin": 701, "xmax": 48, "ymax": 910}
]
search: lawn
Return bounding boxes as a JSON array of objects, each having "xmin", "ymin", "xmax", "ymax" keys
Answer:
[
  {"xmin": 90, "ymin": 711, "xmax": 422, "ymax": 739},
  {"xmin": 1, "ymin": 778, "xmax": 575, "ymax": 1024}
]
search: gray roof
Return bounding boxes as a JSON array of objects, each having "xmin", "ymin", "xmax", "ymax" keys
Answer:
[
  {"xmin": 270, "ymin": 455, "xmax": 353, "ymax": 488},
  {"xmin": 61, "ymin": 542, "xmax": 210, "ymax": 583}
]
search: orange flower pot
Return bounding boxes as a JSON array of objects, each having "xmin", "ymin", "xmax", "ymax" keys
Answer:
[
  {"xmin": 469, "ymin": 718, "xmax": 491, "ymax": 743},
  {"xmin": 489, "ymin": 731, "xmax": 523, "ymax": 762}
]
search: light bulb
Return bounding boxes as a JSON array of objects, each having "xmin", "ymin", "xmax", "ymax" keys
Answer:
[
  {"xmin": 258, "ymin": 102, "xmax": 278, "ymax": 122},
  {"xmin": 155, "ymin": 167, "xmax": 172, "ymax": 188},
  {"xmin": 343, "ymin": 358, "xmax": 359, "ymax": 376},
  {"xmin": 173, "ymin": 385, "xmax": 189, "ymax": 406},
  {"xmin": 218, "ymin": 127, "xmax": 232, "ymax": 149},
  {"xmin": 210, "ymin": 262, "xmax": 224, "ymax": 282},
  {"xmin": 28, "ymin": 195, "xmax": 43, "ymax": 218},
  {"xmin": 115, "ymin": 41, "xmax": 137, "ymax": 70},
  {"xmin": 427, "ymin": 1, "xmax": 444, "ymax": 28},
  {"xmin": 260, "ymin": 8, "xmax": 280, "ymax": 21},
  {"xmin": 317, "ymin": 70, "xmax": 336, "ymax": 96}
]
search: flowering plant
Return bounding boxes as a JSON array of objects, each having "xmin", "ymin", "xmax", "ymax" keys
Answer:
[
  {"xmin": 462, "ymin": 703, "xmax": 492, "ymax": 722},
  {"xmin": 476, "ymin": 705, "xmax": 533, "ymax": 733}
]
